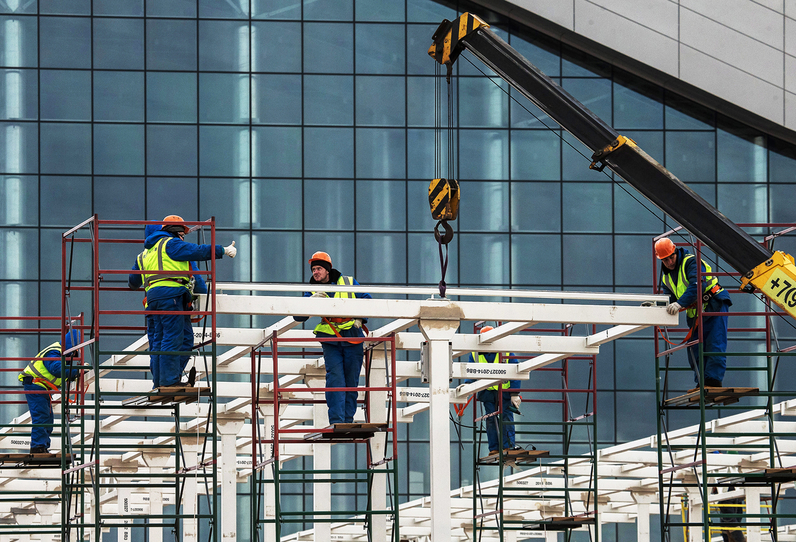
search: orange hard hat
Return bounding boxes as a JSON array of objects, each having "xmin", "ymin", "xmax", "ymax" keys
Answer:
[
  {"xmin": 654, "ymin": 238, "xmax": 676, "ymax": 259},
  {"xmin": 308, "ymin": 251, "xmax": 332, "ymax": 267},
  {"xmin": 162, "ymin": 215, "xmax": 189, "ymax": 234},
  {"xmin": 480, "ymin": 326, "xmax": 494, "ymax": 334}
]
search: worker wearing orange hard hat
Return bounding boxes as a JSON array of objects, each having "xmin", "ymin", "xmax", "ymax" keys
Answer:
[
  {"xmin": 655, "ymin": 237, "xmax": 732, "ymax": 387},
  {"xmin": 294, "ymin": 251, "xmax": 372, "ymax": 425},
  {"xmin": 129, "ymin": 215, "xmax": 237, "ymax": 389}
]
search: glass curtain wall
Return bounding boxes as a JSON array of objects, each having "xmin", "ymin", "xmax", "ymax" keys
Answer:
[{"xmin": 1, "ymin": 0, "xmax": 796, "ymax": 538}]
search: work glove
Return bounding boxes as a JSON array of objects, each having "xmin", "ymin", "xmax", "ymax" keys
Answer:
[
  {"xmin": 666, "ymin": 302, "xmax": 681, "ymax": 315},
  {"xmin": 311, "ymin": 292, "xmax": 328, "ymax": 298},
  {"xmin": 511, "ymin": 395, "xmax": 521, "ymax": 409},
  {"xmin": 353, "ymin": 319, "xmax": 363, "ymax": 328},
  {"xmin": 224, "ymin": 241, "xmax": 237, "ymax": 258}
]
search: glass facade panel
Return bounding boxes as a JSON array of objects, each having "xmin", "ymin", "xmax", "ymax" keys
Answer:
[
  {"xmin": 252, "ymin": 126, "xmax": 301, "ymax": 177},
  {"xmin": 303, "ymin": 23, "xmax": 354, "ymax": 74},
  {"xmin": 146, "ymin": 125, "xmax": 198, "ymax": 176},
  {"xmin": 356, "ymin": 128, "xmax": 406, "ymax": 179},
  {"xmin": 40, "ymin": 123, "xmax": 91, "ymax": 174},
  {"xmin": 459, "ymin": 181, "xmax": 508, "ymax": 232},
  {"xmin": 356, "ymin": 76, "xmax": 405, "ymax": 126},
  {"xmin": 356, "ymin": 23, "xmax": 405, "ymax": 74},
  {"xmin": 147, "ymin": 72, "xmax": 197, "ymax": 123},
  {"xmin": 199, "ymin": 20, "xmax": 250, "ymax": 72},
  {"xmin": 93, "ymin": 124, "xmax": 145, "ymax": 175},
  {"xmin": 305, "ymin": 127, "xmax": 354, "ymax": 178},
  {"xmin": 93, "ymin": 18, "xmax": 144, "ymax": 69},
  {"xmin": 199, "ymin": 126, "xmax": 250, "ymax": 177},
  {"xmin": 356, "ymin": 180, "xmax": 406, "ymax": 231},
  {"xmin": 253, "ymin": 179, "xmax": 301, "ymax": 230},
  {"xmin": 94, "ymin": 71, "xmax": 144, "ymax": 122},
  {"xmin": 40, "ymin": 70, "xmax": 91, "ymax": 121},
  {"xmin": 0, "ymin": 16, "xmax": 38, "ymax": 68},
  {"xmin": 146, "ymin": 19, "xmax": 197, "ymax": 70},
  {"xmin": 40, "ymin": 17, "xmax": 91, "ymax": 69},
  {"xmin": 562, "ymin": 182, "xmax": 612, "ymax": 233},
  {"xmin": 202, "ymin": 73, "xmax": 250, "ymax": 124},
  {"xmin": 665, "ymin": 131, "xmax": 716, "ymax": 184},
  {"xmin": 304, "ymin": 75, "xmax": 353, "ymax": 125}
]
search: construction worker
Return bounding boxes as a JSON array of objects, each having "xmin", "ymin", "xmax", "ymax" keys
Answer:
[
  {"xmin": 19, "ymin": 329, "xmax": 82, "ymax": 454},
  {"xmin": 295, "ymin": 252, "xmax": 371, "ymax": 425},
  {"xmin": 656, "ymin": 237, "xmax": 732, "ymax": 387},
  {"xmin": 467, "ymin": 327, "xmax": 522, "ymax": 454},
  {"xmin": 128, "ymin": 216, "xmax": 237, "ymax": 389}
]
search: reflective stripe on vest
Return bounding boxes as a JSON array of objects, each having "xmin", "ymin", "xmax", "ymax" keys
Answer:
[
  {"xmin": 661, "ymin": 254, "xmax": 722, "ymax": 319},
  {"xmin": 313, "ymin": 276, "xmax": 357, "ymax": 335},
  {"xmin": 19, "ymin": 342, "xmax": 62, "ymax": 389},
  {"xmin": 475, "ymin": 352, "xmax": 511, "ymax": 391},
  {"xmin": 139, "ymin": 237, "xmax": 190, "ymax": 291}
]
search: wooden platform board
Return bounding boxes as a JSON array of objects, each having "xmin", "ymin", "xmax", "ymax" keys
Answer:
[
  {"xmin": 305, "ymin": 423, "xmax": 388, "ymax": 441},
  {"xmin": 122, "ymin": 386, "xmax": 212, "ymax": 406},
  {"xmin": 478, "ymin": 448, "xmax": 550, "ymax": 465},
  {"xmin": 663, "ymin": 387, "xmax": 758, "ymax": 408},
  {"xmin": 524, "ymin": 516, "xmax": 595, "ymax": 531},
  {"xmin": 0, "ymin": 452, "xmax": 70, "ymax": 466},
  {"xmin": 763, "ymin": 467, "xmax": 796, "ymax": 482}
]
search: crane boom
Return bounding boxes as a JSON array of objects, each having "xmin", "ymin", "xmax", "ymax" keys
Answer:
[{"xmin": 429, "ymin": 13, "xmax": 796, "ymax": 318}]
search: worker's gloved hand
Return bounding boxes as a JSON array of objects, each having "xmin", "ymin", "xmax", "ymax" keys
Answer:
[
  {"xmin": 353, "ymin": 319, "xmax": 363, "ymax": 328},
  {"xmin": 224, "ymin": 241, "xmax": 237, "ymax": 258},
  {"xmin": 311, "ymin": 292, "xmax": 328, "ymax": 298},
  {"xmin": 511, "ymin": 395, "xmax": 521, "ymax": 409},
  {"xmin": 666, "ymin": 302, "xmax": 682, "ymax": 315}
]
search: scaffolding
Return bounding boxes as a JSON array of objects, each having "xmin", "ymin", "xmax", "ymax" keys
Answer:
[{"xmin": 655, "ymin": 224, "xmax": 796, "ymax": 542}]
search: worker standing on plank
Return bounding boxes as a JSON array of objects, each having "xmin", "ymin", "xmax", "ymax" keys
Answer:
[
  {"xmin": 656, "ymin": 237, "xmax": 732, "ymax": 387},
  {"xmin": 468, "ymin": 326, "xmax": 522, "ymax": 455},
  {"xmin": 294, "ymin": 252, "xmax": 372, "ymax": 425},
  {"xmin": 128, "ymin": 215, "xmax": 236, "ymax": 389},
  {"xmin": 19, "ymin": 329, "xmax": 82, "ymax": 454}
]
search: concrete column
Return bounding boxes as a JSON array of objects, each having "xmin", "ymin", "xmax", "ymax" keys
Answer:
[
  {"xmin": 218, "ymin": 415, "xmax": 246, "ymax": 542},
  {"xmin": 417, "ymin": 311, "xmax": 459, "ymax": 542},
  {"xmin": 307, "ymin": 374, "xmax": 331, "ymax": 542},
  {"xmin": 142, "ymin": 451, "xmax": 171, "ymax": 542},
  {"xmin": 368, "ymin": 346, "xmax": 389, "ymax": 542}
]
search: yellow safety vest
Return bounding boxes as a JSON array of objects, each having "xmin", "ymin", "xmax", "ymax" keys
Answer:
[
  {"xmin": 475, "ymin": 352, "xmax": 511, "ymax": 391},
  {"xmin": 661, "ymin": 254, "xmax": 722, "ymax": 319},
  {"xmin": 313, "ymin": 276, "xmax": 357, "ymax": 335},
  {"xmin": 19, "ymin": 342, "xmax": 62, "ymax": 390},
  {"xmin": 138, "ymin": 237, "xmax": 191, "ymax": 292}
]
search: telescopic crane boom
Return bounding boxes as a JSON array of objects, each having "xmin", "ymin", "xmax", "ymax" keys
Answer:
[{"xmin": 429, "ymin": 13, "xmax": 796, "ymax": 318}]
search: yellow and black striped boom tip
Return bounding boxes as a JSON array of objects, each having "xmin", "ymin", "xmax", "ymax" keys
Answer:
[
  {"xmin": 742, "ymin": 251, "xmax": 796, "ymax": 320},
  {"xmin": 428, "ymin": 12, "xmax": 489, "ymax": 66},
  {"xmin": 429, "ymin": 178, "xmax": 460, "ymax": 221}
]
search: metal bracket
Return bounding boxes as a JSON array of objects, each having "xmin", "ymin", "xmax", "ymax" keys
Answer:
[
  {"xmin": 589, "ymin": 135, "xmax": 636, "ymax": 172},
  {"xmin": 420, "ymin": 341, "xmax": 454, "ymax": 383}
]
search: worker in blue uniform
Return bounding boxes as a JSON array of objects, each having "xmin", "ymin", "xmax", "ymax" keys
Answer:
[
  {"xmin": 129, "ymin": 215, "xmax": 237, "ymax": 389},
  {"xmin": 467, "ymin": 326, "xmax": 522, "ymax": 454},
  {"xmin": 656, "ymin": 237, "xmax": 732, "ymax": 387},
  {"xmin": 19, "ymin": 329, "xmax": 82, "ymax": 454},
  {"xmin": 295, "ymin": 252, "xmax": 372, "ymax": 425}
]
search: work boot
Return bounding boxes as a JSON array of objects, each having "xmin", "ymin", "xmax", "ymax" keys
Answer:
[
  {"xmin": 30, "ymin": 446, "xmax": 49, "ymax": 454},
  {"xmin": 187, "ymin": 366, "xmax": 196, "ymax": 387},
  {"xmin": 704, "ymin": 378, "xmax": 723, "ymax": 388}
]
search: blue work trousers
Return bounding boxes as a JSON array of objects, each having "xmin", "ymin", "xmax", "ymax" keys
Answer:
[
  {"xmin": 481, "ymin": 393, "xmax": 515, "ymax": 452},
  {"xmin": 687, "ymin": 302, "xmax": 729, "ymax": 385},
  {"xmin": 147, "ymin": 294, "xmax": 192, "ymax": 388},
  {"xmin": 321, "ymin": 341, "xmax": 364, "ymax": 424},
  {"xmin": 24, "ymin": 383, "xmax": 53, "ymax": 450}
]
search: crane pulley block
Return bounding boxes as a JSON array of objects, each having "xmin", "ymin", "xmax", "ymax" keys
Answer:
[{"xmin": 428, "ymin": 178, "xmax": 460, "ymax": 221}]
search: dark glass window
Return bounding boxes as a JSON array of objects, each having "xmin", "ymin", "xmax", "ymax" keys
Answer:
[
  {"xmin": 147, "ymin": 72, "xmax": 197, "ymax": 123},
  {"xmin": 40, "ymin": 70, "xmax": 91, "ymax": 121},
  {"xmin": 199, "ymin": 126, "xmax": 250, "ymax": 177},
  {"xmin": 40, "ymin": 123, "xmax": 91, "ymax": 174},
  {"xmin": 146, "ymin": 19, "xmax": 198, "ymax": 71},
  {"xmin": 201, "ymin": 73, "xmax": 250, "ymax": 124},
  {"xmin": 356, "ymin": 23, "xmax": 405, "ymax": 74},
  {"xmin": 356, "ymin": 128, "xmax": 406, "ymax": 179},
  {"xmin": 356, "ymin": 76, "xmax": 405, "ymax": 126},
  {"xmin": 93, "ymin": 18, "xmax": 145, "ymax": 69},
  {"xmin": 304, "ymin": 127, "xmax": 354, "ymax": 178},
  {"xmin": 304, "ymin": 75, "xmax": 354, "ymax": 125},
  {"xmin": 303, "ymin": 23, "xmax": 354, "ymax": 74},
  {"xmin": 146, "ymin": 125, "xmax": 198, "ymax": 176},
  {"xmin": 40, "ymin": 17, "xmax": 91, "ymax": 69},
  {"xmin": 199, "ymin": 20, "xmax": 250, "ymax": 72},
  {"xmin": 94, "ymin": 71, "xmax": 145, "ymax": 122},
  {"xmin": 94, "ymin": 124, "xmax": 145, "ymax": 175},
  {"xmin": 303, "ymin": 179, "xmax": 354, "ymax": 230}
]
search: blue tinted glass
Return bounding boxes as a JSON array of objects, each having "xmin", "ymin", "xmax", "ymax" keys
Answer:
[
  {"xmin": 562, "ymin": 77, "xmax": 612, "ymax": 124},
  {"xmin": 665, "ymin": 94, "xmax": 714, "ymax": 130},
  {"xmin": 459, "ymin": 130, "xmax": 508, "ymax": 180},
  {"xmin": 254, "ymin": 74, "xmax": 300, "ymax": 124},
  {"xmin": 40, "ymin": 70, "xmax": 90, "ymax": 121},
  {"xmin": 459, "ymin": 181, "xmax": 508, "ymax": 232},
  {"xmin": 95, "ymin": 0, "xmax": 143, "ymax": 15},
  {"xmin": 407, "ymin": 0, "xmax": 455, "ymax": 23},
  {"xmin": 199, "ymin": 178, "xmax": 250, "ymax": 228},
  {"xmin": 0, "ymin": 122, "xmax": 38, "ymax": 173},
  {"xmin": 459, "ymin": 78, "xmax": 508, "ymax": 128},
  {"xmin": 562, "ymin": 182, "xmax": 611, "ymax": 233},
  {"xmin": 614, "ymin": 184, "xmax": 664, "ymax": 234},
  {"xmin": 407, "ymin": 77, "xmax": 438, "ymax": 127},
  {"xmin": 509, "ymin": 33, "xmax": 560, "ymax": 77},
  {"xmin": 561, "ymin": 45, "xmax": 611, "ymax": 78},
  {"xmin": 147, "ymin": 125, "xmax": 198, "ymax": 176},
  {"xmin": 459, "ymin": 234, "xmax": 510, "ymax": 284},
  {"xmin": 147, "ymin": 72, "xmax": 197, "ymax": 122},
  {"xmin": 304, "ymin": 127, "xmax": 354, "ymax": 178},
  {"xmin": 511, "ymin": 234, "xmax": 561, "ymax": 286},
  {"xmin": 199, "ymin": 20, "xmax": 250, "ymax": 71},
  {"xmin": 510, "ymin": 130, "xmax": 561, "ymax": 180},
  {"xmin": 304, "ymin": 75, "xmax": 353, "ymax": 125},
  {"xmin": 356, "ymin": 128, "xmax": 405, "ymax": 179},
  {"xmin": 770, "ymin": 184, "xmax": 795, "ymax": 223},
  {"xmin": 356, "ymin": 23, "xmax": 404, "ymax": 74},
  {"xmin": 356, "ymin": 180, "xmax": 406, "ymax": 231},
  {"xmin": 406, "ymin": 24, "xmax": 437, "ymax": 75},
  {"xmin": 40, "ymin": 123, "xmax": 90, "ymax": 174},
  {"xmin": 94, "ymin": 124, "xmax": 145, "ymax": 175},
  {"xmin": 304, "ymin": 179, "xmax": 354, "ymax": 230},
  {"xmin": 253, "ymin": 231, "xmax": 302, "ymax": 281},
  {"xmin": 93, "ymin": 18, "xmax": 144, "ymax": 69},
  {"xmin": 356, "ymin": 0, "xmax": 404, "ymax": 21},
  {"xmin": 510, "ymin": 182, "xmax": 560, "ymax": 232},
  {"xmin": 303, "ymin": 232, "xmax": 355, "ymax": 274},
  {"xmin": 146, "ymin": 0, "xmax": 196, "ymax": 17},
  {"xmin": 0, "ymin": 230, "xmax": 38, "ymax": 279},
  {"xmin": 94, "ymin": 71, "xmax": 144, "ymax": 122},
  {"xmin": 41, "ymin": 0, "xmax": 89, "ymax": 15},
  {"xmin": 563, "ymin": 234, "xmax": 612, "ymax": 285},
  {"xmin": 717, "ymin": 127, "xmax": 767, "ymax": 183},
  {"xmin": 717, "ymin": 183, "xmax": 768, "ymax": 226},
  {"xmin": 407, "ymin": 233, "xmax": 458, "ymax": 284},
  {"xmin": 510, "ymin": 84, "xmax": 557, "ymax": 128},
  {"xmin": 561, "ymin": 132, "xmax": 605, "ymax": 181},
  {"xmin": 200, "ymin": 126, "xmax": 250, "ymax": 177},
  {"xmin": 1, "ymin": 2, "xmax": 37, "ymax": 13},
  {"xmin": 253, "ymin": 179, "xmax": 301, "ymax": 229},
  {"xmin": 252, "ymin": 22, "xmax": 301, "ymax": 72},
  {"xmin": 40, "ymin": 16, "xmax": 90, "ymax": 68},
  {"xmin": 200, "ymin": 73, "xmax": 249, "ymax": 123},
  {"xmin": 95, "ymin": 176, "xmax": 144, "ymax": 218},
  {"xmin": 688, "ymin": 183, "xmax": 716, "ymax": 207},
  {"xmin": 769, "ymin": 140, "xmax": 796, "ymax": 183},
  {"xmin": 253, "ymin": 0, "xmax": 301, "ymax": 19},
  {"xmin": 0, "ymin": 175, "xmax": 38, "ymax": 225},
  {"xmin": 356, "ymin": 76, "xmax": 405, "ymax": 126},
  {"xmin": 614, "ymin": 235, "xmax": 652, "ymax": 286},
  {"xmin": 253, "ymin": 127, "xmax": 301, "ymax": 177},
  {"xmin": 304, "ymin": 23, "xmax": 354, "ymax": 74},
  {"xmin": 407, "ymin": 128, "xmax": 446, "ymax": 180},
  {"xmin": 199, "ymin": 0, "xmax": 248, "ymax": 18},
  {"xmin": 304, "ymin": 0, "xmax": 352, "ymax": 20},
  {"xmin": 146, "ymin": 177, "xmax": 198, "ymax": 221},
  {"xmin": 0, "ymin": 69, "xmax": 37, "ymax": 119},
  {"xmin": 407, "ymin": 180, "xmax": 437, "ymax": 232},
  {"xmin": 39, "ymin": 176, "xmax": 91, "ymax": 226},
  {"xmin": 0, "ymin": 16, "xmax": 38, "ymax": 67},
  {"xmin": 665, "ymin": 131, "xmax": 716, "ymax": 184},
  {"xmin": 146, "ymin": 19, "xmax": 197, "ymax": 71},
  {"xmin": 357, "ymin": 233, "xmax": 406, "ymax": 283},
  {"xmin": 613, "ymin": 77, "xmax": 663, "ymax": 130}
]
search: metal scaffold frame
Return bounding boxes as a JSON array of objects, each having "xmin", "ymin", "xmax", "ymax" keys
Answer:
[{"xmin": 655, "ymin": 223, "xmax": 796, "ymax": 542}]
